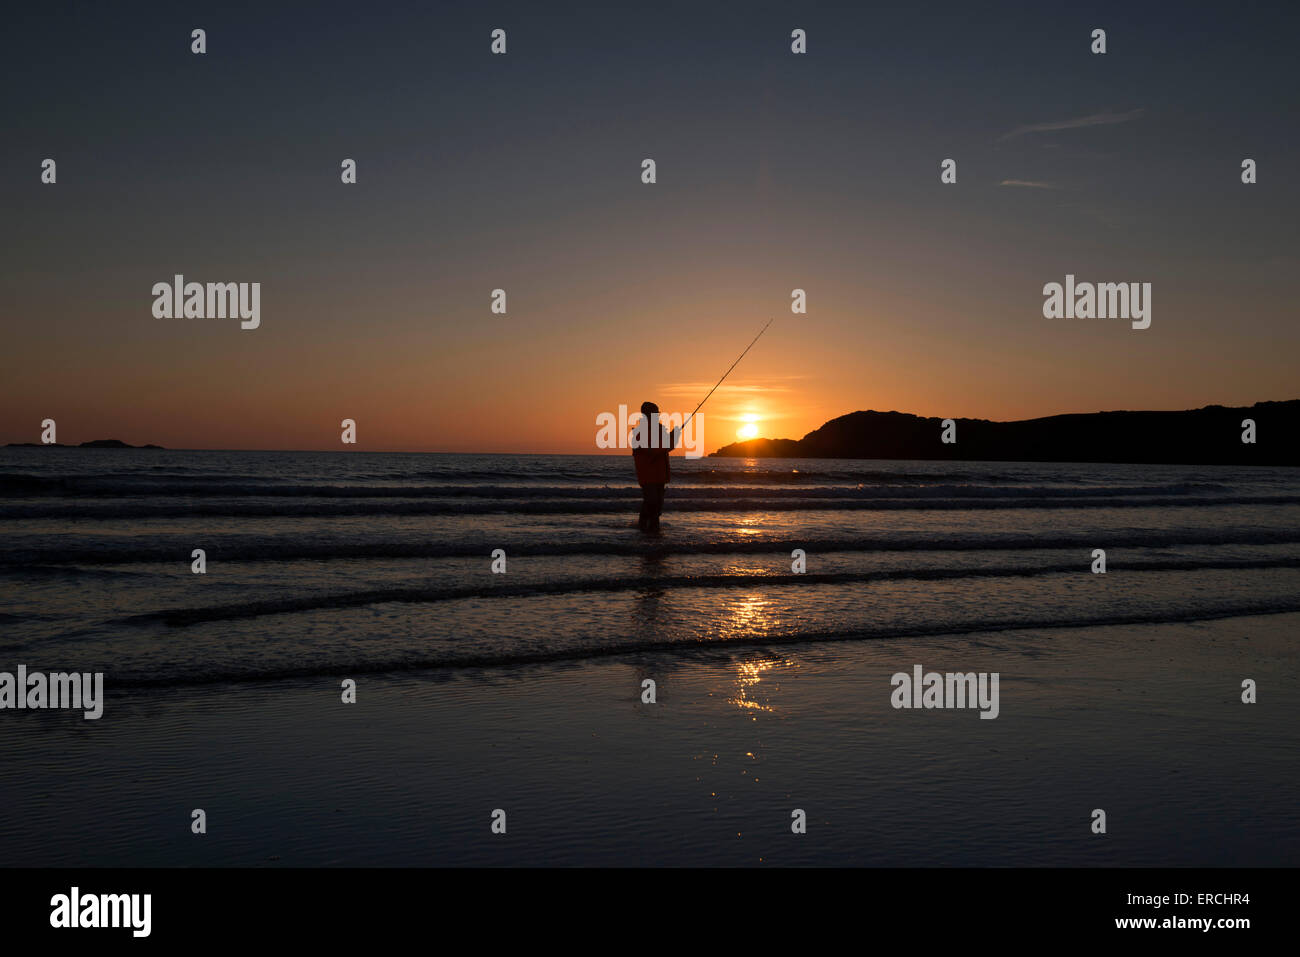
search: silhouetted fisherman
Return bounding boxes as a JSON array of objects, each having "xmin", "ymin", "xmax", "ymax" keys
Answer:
[{"xmin": 631, "ymin": 401, "xmax": 680, "ymax": 533}]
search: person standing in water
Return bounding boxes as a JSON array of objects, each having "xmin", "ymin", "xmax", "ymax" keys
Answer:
[{"xmin": 631, "ymin": 401, "xmax": 680, "ymax": 532}]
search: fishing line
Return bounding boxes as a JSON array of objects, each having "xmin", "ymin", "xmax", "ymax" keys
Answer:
[{"xmin": 681, "ymin": 316, "xmax": 775, "ymax": 432}]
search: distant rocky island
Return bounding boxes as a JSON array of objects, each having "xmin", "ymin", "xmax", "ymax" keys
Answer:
[
  {"xmin": 5, "ymin": 439, "xmax": 165, "ymax": 449},
  {"xmin": 711, "ymin": 400, "xmax": 1298, "ymax": 466}
]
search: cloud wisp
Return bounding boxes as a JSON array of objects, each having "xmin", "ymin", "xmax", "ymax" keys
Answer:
[{"xmin": 999, "ymin": 108, "xmax": 1145, "ymax": 141}]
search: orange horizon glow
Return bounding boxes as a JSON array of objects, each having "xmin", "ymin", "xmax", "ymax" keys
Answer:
[
  {"xmin": 6, "ymin": 372, "xmax": 1299, "ymax": 456},
  {"xmin": 5, "ymin": 254, "xmax": 1298, "ymax": 455}
]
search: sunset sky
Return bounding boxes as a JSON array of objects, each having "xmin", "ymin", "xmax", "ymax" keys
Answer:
[{"xmin": 3, "ymin": 1, "xmax": 1297, "ymax": 453}]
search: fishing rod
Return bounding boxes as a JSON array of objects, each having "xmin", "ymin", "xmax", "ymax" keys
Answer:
[{"xmin": 680, "ymin": 316, "xmax": 775, "ymax": 433}]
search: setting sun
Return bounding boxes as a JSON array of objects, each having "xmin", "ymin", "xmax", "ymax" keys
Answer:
[{"xmin": 737, "ymin": 422, "xmax": 760, "ymax": 440}]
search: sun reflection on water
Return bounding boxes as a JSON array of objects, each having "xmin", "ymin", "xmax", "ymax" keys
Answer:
[
  {"xmin": 729, "ymin": 658, "xmax": 777, "ymax": 712},
  {"xmin": 732, "ymin": 513, "xmax": 768, "ymax": 536},
  {"xmin": 728, "ymin": 592, "xmax": 767, "ymax": 628},
  {"xmin": 714, "ymin": 594, "xmax": 798, "ymax": 714}
]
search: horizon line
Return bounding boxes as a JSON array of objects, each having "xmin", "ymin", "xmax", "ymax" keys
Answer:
[{"xmin": 6, "ymin": 398, "xmax": 1296, "ymax": 456}]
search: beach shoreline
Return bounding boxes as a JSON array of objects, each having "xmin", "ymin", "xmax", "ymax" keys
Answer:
[{"xmin": 2, "ymin": 611, "xmax": 1295, "ymax": 867}]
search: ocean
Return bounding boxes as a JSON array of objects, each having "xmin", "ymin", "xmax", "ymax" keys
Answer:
[
  {"xmin": 4, "ymin": 449, "xmax": 1299, "ymax": 683},
  {"xmin": 2, "ymin": 449, "xmax": 1298, "ymax": 865}
]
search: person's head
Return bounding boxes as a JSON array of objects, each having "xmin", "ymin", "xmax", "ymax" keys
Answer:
[{"xmin": 640, "ymin": 401, "xmax": 659, "ymax": 417}]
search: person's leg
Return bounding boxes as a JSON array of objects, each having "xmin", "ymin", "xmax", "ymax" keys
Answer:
[
  {"xmin": 647, "ymin": 483, "xmax": 665, "ymax": 530},
  {"xmin": 638, "ymin": 485, "xmax": 652, "ymax": 530}
]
